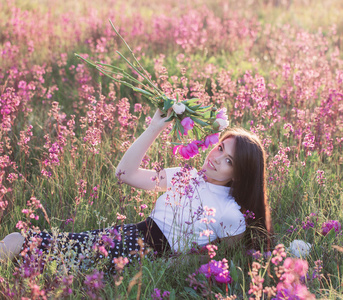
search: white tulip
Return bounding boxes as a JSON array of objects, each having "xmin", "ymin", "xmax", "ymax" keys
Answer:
[
  {"xmin": 289, "ymin": 240, "xmax": 312, "ymax": 258},
  {"xmin": 172, "ymin": 102, "xmax": 186, "ymax": 115}
]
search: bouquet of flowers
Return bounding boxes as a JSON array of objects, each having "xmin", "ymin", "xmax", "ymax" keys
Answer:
[{"xmin": 75, "ymin": 20, "xmax": 228, "ymax": 159}]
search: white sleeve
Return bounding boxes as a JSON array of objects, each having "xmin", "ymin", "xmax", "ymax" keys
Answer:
[{"xmin": 164, "ymin": 167, "xmax": 182, "ymax": 189}]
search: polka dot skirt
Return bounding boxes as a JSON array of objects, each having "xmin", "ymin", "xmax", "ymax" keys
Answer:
[
  {"xmin": 20, "ymin": 223, "xmax": 147, "ymax": 271},
  {"xmin": 19, "ymin": 218, "xmax": 171, "ymax": 272}
]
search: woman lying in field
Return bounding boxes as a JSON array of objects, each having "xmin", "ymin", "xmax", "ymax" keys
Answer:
[{"xmin": 0, "ymin": 109, "xmax": 272, "ymax": 269}]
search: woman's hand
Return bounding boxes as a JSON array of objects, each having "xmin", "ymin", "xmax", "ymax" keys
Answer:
[{"xmin": 149, "ymin": 109, "xmax": 173, "ymax": 132}]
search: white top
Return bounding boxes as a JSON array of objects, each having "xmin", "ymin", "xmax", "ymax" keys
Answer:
[{"xmin": 150, "ymin": 167, "xmax": 246, "ymax": 252}]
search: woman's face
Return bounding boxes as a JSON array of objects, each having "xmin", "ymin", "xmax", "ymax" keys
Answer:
[{"xmin": 202, "ymin": 137, "xmax": 236, "ymax": 186}]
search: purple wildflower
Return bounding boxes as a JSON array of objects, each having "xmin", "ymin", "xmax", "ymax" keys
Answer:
[
  {"xmin": 243, "ymin": 210, "xmax": 256, "ymax": 220},
  {"xmin": 321, "ymin": 220, "xmax": 341, "ymax": 236},
  {"xmin": 84, "ymin": 269, "xmax": 105, "ymax": 300},
  {"xmin": 151, "ymin": 288, "xmax": 170, "ymax": 300},
  {"xmin": 198, "ymin": 259, "xmax": 232, "ymax": 284}
]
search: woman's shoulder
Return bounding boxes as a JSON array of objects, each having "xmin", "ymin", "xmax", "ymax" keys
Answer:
[{"xmin": 164, "ymin": 166, "xmax": 198, "ymax": 180}]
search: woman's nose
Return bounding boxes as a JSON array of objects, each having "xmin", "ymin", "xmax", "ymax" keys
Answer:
[
  {"xmin": 214, "ymin": 155, "xmax": 221, "ymax": 164},
  {"xmin": 215, "ymin": 152, "xmax": 226, "ymax": 163}
]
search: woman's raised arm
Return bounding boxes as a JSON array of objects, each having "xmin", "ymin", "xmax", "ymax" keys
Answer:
[{"xmin": 115, "ymin": 109, "xmax": 172, "ymax": 191}]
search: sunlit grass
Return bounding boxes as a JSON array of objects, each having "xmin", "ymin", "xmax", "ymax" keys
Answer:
[{"xmin": 0, "ymin": 0, "xmax": 342, "ymax": 298}]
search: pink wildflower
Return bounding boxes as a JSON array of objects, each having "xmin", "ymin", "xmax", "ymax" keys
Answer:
[
  {"xmin": 116, "ymin": 212, "xmax": 127, "ymax": 220},
  {"xmin": 200, "ymin": 229, "xmax": 213, "ymax": 237},
  {"xmin": 205, "ymin": 244, "xmax": 218, "ymax": 258},
  {"xmin": 134, "ymin": 103, "xmax": 142, "ymax": 112},
  {"xmin": 274, "ymin": 257, "xmax": 315, "ymax": 300},
  {"xmin": 271, "ymin": 244, "xmax": 287, "ymax": 266},
  {"xmin": 113, "ymin": 256, "xmax": 129, "ymax": 272}
]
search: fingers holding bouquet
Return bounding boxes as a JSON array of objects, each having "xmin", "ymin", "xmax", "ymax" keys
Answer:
[{"xmin": 149, "ymin": 108, "xmax": 173, "ymax": 132}]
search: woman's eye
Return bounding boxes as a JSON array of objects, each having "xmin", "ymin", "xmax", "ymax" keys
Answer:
[
  {"xmin": 226, "ymin": 158, "xmax": 232, "ymax": 165},
  {"xmin": 218, "ymin": 145, "xmax": 222, "ymax": 151}
]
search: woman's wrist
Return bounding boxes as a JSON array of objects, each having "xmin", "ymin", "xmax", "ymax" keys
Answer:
[{"xmin": 147, "ymin": 122, "xmax": 166, "ymax": 135}]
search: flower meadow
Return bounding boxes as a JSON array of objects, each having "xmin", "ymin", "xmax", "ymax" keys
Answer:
[{"xmin": 0, "ymin": 0, "xmax": 342, "ymax": 298}]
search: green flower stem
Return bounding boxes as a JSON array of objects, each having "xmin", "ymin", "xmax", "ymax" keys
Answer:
[
  {"xmin": 96, "ymin": 65, "xmax": 155, "ymax": 95},
  {"xmin": 109, "ymin": 20, "xmax": 162, "ymax": 96},
  {"xmin": 96, "ymin": 62, "xmax": 155, "ymax": 94}
]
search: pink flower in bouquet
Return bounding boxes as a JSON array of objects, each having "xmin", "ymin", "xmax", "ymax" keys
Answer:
[
  {"xmin": 213, "ymin": 109, "xmax": 229, "ymax": 131},
  {"xmin": 181, "ymin": 117, "xmax": 194, "ymax": 135},
  {"xmin": 200, "ymin": 133, "xmax": 219, "ymax": 150},
  {"xmin": 173, "ymin": 141, "xmax": 199, "ymax": 159},
  {"xmin": 216, "ymin": 108, "xmax": 228, "ymax": 120}
]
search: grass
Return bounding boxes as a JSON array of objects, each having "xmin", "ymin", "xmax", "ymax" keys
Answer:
[{"xmin": 0, "ymin": 0, "xmax": 342, "ymax": 299}]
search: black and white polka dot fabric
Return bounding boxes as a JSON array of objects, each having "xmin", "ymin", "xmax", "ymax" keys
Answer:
[{"xmin": 20, "ymin": 218, "xmax": 170, "ymax": 271}]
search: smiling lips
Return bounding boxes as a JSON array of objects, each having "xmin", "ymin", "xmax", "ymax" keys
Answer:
[{"xmin": 208, "ymin": 160, "xmax": 216, "ymax": 170}]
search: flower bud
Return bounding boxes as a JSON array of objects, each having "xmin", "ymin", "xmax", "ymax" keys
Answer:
[
  {"xmin": 216, "ymin": 108, "xmax": 228, "ymax": 120},
  {"xmin": 213, "ymin": 119, "xmax": 228, "ymax": 131},
  {"xmin": 172, "ymin": 102, "xmax": 186, "ymax": 114}
]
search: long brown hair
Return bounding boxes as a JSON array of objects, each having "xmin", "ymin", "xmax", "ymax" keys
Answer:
[{"xmin": 220, "ymin": 128, "xmax": 272, "ymax": 250}]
